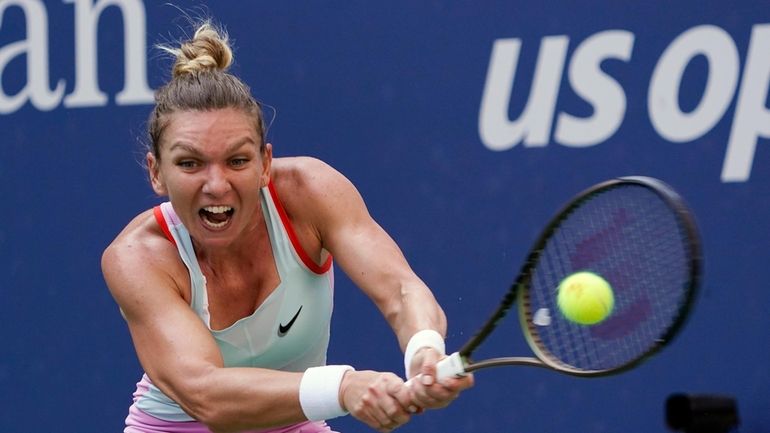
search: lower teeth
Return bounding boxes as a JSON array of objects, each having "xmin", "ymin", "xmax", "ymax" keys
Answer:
[{"xmin": 203, "ymin": 216, "xmax": 228, "ymax": 228}]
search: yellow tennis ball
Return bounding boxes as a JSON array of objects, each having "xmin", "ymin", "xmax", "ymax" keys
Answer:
[{"xmin": 557, "ymin": 271, "xmax": 614, "ymax": 325}]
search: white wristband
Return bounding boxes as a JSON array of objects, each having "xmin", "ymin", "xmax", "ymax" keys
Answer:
[
  {"xmin": 299, "ymin": 365, "xmax": 354, "ymax": 421},
  {"xmin": 404, "ymin": 329, "xmax": 445, "ymax": 378}
]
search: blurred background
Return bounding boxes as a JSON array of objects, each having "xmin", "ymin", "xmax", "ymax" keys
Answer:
[{"xmin": 0, "ymin": 1, "xmax": 766, "ymax": 432}]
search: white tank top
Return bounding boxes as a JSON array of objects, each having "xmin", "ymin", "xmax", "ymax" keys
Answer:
[{"xmin": 133, "ymin": 182, "xmax": 335, "ymax": 421}]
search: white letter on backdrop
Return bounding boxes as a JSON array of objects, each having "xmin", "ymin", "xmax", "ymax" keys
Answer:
[
  {"xmin": 64, "ymin": 0, "xmax": 153, "ymax": 107},
  {"xmin": 722, "ymin": 24, "xmax": 770, "ymax": 182},
  {"xmin": 0, "ymin": 0, "xmax": 65, "ymax": 114},
  {"xmin": 555, "ymin": 30, "xmax": 634, "ymax": 147},
  {"xmin": 648, "ymin": 25, "xmax": 739, "ymax": 142},
  {"xmin": 479, "ymin": 36, "xmax": 569, "ymax": 151}
]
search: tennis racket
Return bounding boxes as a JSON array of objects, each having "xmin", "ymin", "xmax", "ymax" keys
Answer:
[{"xmin": 435, "ymin": 176, "xmax": 701, "ymax": 379}]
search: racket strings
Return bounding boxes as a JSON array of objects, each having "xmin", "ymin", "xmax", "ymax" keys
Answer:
[{"xmin": 523, "ymin": 185, "xmax": 694, "ymax": 372}]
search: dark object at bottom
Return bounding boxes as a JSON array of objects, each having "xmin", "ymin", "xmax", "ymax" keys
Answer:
[{"xmin": 666, "ymin": 394, "xmax": 740, "ymax": 433}]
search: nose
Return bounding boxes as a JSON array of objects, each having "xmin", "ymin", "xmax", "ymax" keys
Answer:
[{"xmin": 201, "ymin": 164, "xmax": 232, "ymax": 196}]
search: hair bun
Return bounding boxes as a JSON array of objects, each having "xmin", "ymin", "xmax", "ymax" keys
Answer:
[{"xmin": 169, "ymin": 22, "xmax": 233, "ymax": 77}]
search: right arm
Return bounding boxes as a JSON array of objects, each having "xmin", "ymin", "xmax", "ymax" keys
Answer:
[{"xmin": 102, "ymin": 213, "xmax": 411, "ymax": 433}]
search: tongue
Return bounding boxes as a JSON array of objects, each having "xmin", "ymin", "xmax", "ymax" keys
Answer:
[{"xmin": 204, "ymin": 211, "xmax": 229, "ymax": 223}]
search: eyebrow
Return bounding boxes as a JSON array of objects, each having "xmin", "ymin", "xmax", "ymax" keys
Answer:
[{"xmin": 168, "ymin": 138, "xmax": 257, "ymax": 156}]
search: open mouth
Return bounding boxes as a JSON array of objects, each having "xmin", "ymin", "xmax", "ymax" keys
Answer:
[{"xmin": 199, "ymin": 205, "xmax": 235, "ymax": 229}]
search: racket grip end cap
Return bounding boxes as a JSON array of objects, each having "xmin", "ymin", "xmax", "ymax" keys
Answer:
[{"xmin": 436, "ymin": 352, "xmax": 467, "ymax": 380}]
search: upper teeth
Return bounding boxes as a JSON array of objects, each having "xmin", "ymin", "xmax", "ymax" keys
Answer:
[{"xmin": 204, "ymin": 206, "xmax": 232, "ymax": 214}]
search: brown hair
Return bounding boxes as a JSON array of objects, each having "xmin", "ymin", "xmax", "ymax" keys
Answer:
[{"xmin": 147, "ymin": 21, "xmax": 266, "ymax": 159}]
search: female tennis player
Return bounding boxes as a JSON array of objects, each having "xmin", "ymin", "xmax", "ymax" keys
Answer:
[{"xmin": 101, "ymin": 20, "xmax": 472, "ymax": 433}]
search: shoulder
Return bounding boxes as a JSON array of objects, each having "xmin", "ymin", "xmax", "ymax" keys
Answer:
[
  {"xmin": 102, "ymin": 209, "xmax": 188, "ymax": 304},
  {"xmin": 271, "ymin": 156, "xmax": 361, "ymax": 209},
  {"xmin": 102, "ymin": 209, "xmax": 174, "ymax": 268},
  {"xmin": 271, "ymin": 156, "xmax": 346, "ymax": 191},
  {"xmin": 270, "ymin": 156, "xmax": 369, "ymax": 236}
]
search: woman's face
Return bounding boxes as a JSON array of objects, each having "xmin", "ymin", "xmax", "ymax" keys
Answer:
[{"xmin": 147, "ymin": 108, "xmax": 271, "ymax": 249}]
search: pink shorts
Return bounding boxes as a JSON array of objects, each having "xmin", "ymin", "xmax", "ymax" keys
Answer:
[{"xmin": 125, "ymin": 403, "xmax": 339, "ymax": 433}]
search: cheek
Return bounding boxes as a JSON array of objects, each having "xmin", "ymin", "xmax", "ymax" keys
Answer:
[{"xmin": 159, "ymin": 172, "xmax": 198, "ymax": 199}]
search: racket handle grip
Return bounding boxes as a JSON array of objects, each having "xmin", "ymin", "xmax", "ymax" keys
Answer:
[
  {"xmin": 405, "ymin": 352, "xmax": 467, "ymax": 387},
  {"xmin": 435, "ymin": 352, "xmax": 467, "ymax": 380}
]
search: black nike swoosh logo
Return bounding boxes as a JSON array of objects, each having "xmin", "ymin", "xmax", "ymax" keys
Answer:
[{"xmin": 277, "ymin": 305, "xmax": 303, "ymax": 336}]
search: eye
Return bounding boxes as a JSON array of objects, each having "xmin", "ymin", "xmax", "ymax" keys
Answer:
[
  {"xmin": 176, "ymin": 159, "xmax": 199, "ymax": 169},
  {"xmin": 229, "ymin": 157, "xmax": 250, "ymax": 167}
]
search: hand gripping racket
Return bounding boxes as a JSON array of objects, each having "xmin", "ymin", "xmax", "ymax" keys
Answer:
[{"xmin": 436, "ymin": 176, "xmax": 701, "ymax": 379}]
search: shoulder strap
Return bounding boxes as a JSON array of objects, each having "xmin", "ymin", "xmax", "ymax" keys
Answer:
[
  {"xmin": 267, "ymin": 181, "xmax": 332, "ymax": 274},
  {"xmin": 153, "ymin": 206, "xmax": 176, "ymax": 245}
]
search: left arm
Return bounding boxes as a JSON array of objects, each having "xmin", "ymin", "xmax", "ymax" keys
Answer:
[
  {"xmin": 280, "ymin": 158, "xmax": 472, "ymax": 408},
  {"xmin": 288, "ymin": 158, "xmax": 444, "ymax": 348}
]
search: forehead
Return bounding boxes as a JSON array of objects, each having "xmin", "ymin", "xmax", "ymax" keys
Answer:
[{"xmin": 162, "ymin": 108, "xmax": 260, "ymax": 152}]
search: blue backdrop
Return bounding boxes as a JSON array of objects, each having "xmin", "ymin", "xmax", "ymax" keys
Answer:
[{"xmin": 1, "ymin": 1, "xmax": 767, "ymax": 432}]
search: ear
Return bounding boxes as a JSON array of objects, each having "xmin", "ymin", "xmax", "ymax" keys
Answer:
[
  {"xmin": 146, "ymin": 152, "xmax": 168, "ymax": 196},
  {"xmin": 260, "ymin": 143, "xmax": 273, "ymax": 188}
]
